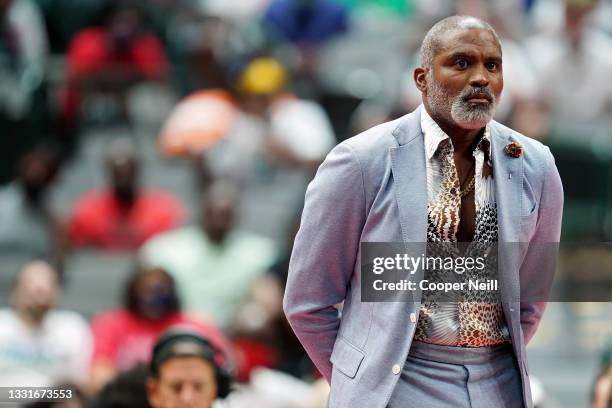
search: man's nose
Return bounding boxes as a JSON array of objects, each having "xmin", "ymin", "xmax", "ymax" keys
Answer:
[
  {"xmin": 179, "ymin": 385, "xmax": 196, "ymax": 405},
  {"xmin": 469, "ymin": 65, "xmax": 490, "ymax": 87}
]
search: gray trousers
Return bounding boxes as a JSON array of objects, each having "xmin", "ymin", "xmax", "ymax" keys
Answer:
[{"xmin": 387, "ymin": 341, "xmax": 524, "ymax": 408}]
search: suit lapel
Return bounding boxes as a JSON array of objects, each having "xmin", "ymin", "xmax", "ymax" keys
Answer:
[
  {"xmin": 390, "ymin": 108, "xmax": 428, "ymax": 244},
  {"xmin": 389, "ymin": 141, "xmax": 428, "ymax": 245},
  {"xmin": 390, "ymin": 109, "xmax": 428, "ymax": 304}
]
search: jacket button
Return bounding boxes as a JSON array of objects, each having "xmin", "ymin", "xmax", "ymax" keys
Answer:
[
  {"xmin": 410, "ymin": 313, "xmax": 416, "ymax": 323},
  {"xmin": 392, "ymin": 364, "xmax": 401, "ymax": 375}
]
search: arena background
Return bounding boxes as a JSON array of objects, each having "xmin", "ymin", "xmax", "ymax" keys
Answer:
[{"xmin": 0, "ymin": 0, "xmax": 611, "ymax": 407}]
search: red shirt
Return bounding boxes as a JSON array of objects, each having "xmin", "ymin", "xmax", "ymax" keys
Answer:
[
  {"xmin": 68, "ymin": 188, "xmax": 184, "ymax": 251},
  {"xmin": 91, "ymin": 309, "xmax": 230, "ymax": 371},
  {"xmin": 68, "ymin": 28, "xmax": 168, "ymax": 80}
]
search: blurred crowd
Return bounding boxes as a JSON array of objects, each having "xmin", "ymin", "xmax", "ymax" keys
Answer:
[{"xmin": 0, "ymin": 0, "xmax": 611, "ymax": 407}]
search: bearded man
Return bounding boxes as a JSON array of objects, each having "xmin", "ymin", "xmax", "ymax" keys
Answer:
[{"xmin": 283, "ymin": 15, "xmax": 563, "ymax": 408}]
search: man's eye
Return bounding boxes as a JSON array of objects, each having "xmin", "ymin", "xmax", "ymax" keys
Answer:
[
  {"xmin": 485, "ymin": 62, "xmax": 499, "ymax": 71},
  {"xmin": 455, "ymin": 59, "xmax": 468, "ymax": 69}
]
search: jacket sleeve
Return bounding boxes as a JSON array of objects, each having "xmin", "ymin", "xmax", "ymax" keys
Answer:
[
  {"xmin": 519, "ymin": 147, "xmax": 564, "ymax": 344},
  {"xmin": 283, "ymin": 142, "xmax": 367, "ymax": 382}
]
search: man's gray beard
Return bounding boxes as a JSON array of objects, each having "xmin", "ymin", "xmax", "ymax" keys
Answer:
[{"xmin": 426, "ymin": 77, "xmax": 497, "ymax": 130}]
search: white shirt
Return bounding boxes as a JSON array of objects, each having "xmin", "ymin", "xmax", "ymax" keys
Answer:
[{"xmin": 0, "ymin": 309, "xmax": 92, "ymax": 386}]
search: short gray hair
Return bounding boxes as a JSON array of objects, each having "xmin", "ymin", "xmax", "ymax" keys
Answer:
[{"xmin": 420, "ymin": 16, "xmax": 501, "ymax": 69}]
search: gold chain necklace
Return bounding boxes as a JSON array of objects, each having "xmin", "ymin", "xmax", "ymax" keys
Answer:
[
  {"xmin": 454, "ymin": 159, "xmax": 476, "ymax": 198},
  {"xmin": 458, "ymin": 176, "xmax": 475, "ymax": 197}
]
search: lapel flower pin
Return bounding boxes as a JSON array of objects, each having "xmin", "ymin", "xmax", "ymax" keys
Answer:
[{"xmin": 504, "ymin": 141, "xmax": 523, "ymax": 158}]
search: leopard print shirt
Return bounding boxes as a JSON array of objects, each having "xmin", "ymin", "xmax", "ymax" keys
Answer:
[{"xmin": 414, "ymin": 108, "xmax": 510, "ymax": 347}]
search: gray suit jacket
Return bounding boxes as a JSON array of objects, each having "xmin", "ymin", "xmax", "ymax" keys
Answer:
[{"xmin": 283, "ymin": 106, "xmax": 564, "ymax": 408}]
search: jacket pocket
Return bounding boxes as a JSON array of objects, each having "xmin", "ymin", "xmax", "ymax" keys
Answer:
[
  {"xmin": 329, "ymin": 336, "xmax": 365, "ymax": 379},
  {"xmin": 520, "ymin": 209, "xmax": 539, "ymax": 243},
  {"xmin": 523, "ymin": 177, "xmax": 538, "ymax": 217}
]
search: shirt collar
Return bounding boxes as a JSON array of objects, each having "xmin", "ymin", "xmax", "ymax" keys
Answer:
[{"xmin": 420, "ymin": 106, "xmax": 492, "ymax": 161}]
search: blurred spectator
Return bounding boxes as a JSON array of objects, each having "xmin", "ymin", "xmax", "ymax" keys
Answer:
[
  {"xmin": 159, "ymin": 57, "xmax": 335, "ymax": 180},
  {"xmin": 231, "ymin": 275, "xmax": 284, "ymax": 382},
  {"xmin": 68, "ymin": 138, "xmax": 184, "ymax": 251},
  {"xmin": 88, "ymin": 266, "xmax": 229, "ymax": 392},
  {"xmin": 197, "ymin": 57, "xmax": 335, "ymax": 182},
  {"xmin": 67, "ymin": 1, "xmax": 167, "ymax": 82},
  {"xmin": 263, "ymin": 0, "xmax": 349, "ymax": 47},
  {"xmin": 526, "ymin": 0, "xmax": 612, "ymax": 120},
  {"xmin": 140, "ymin": 180, "xmax": 278, "ymax": 328},
  {"xmin": 0, "ymin": 145, "xmax": 64, "ymax": 270},
  {"xmin": 262, "ymin": 0, "xmax": 349, "ymax": 94},
  {"xmin": 164, "ymin": 7, "xmax": 246, "ymax": 94},
  {"xmin": 60, "ymin": 0, "xmax": 168, "ymax": 127},
  {"xmin": 0, "ymin": 0, "xmax": 50, "ymax": 183},
  {"xmin": 89, "ymin": 365, "xmax": 150, "ymax": 408},
  {"xmin": 0, "ymin": 260, "xmax": 92, "ymax": 387},
  {"xmin": 237, "ymin": 57, "xmax": 335, "ymax": 165},
  {"xmin": 146, "ymin": 328, "xmax": 232, "ymax": 408},
  {"xmin": 231, "ymin": 215, "xmax": 314, "ymax": 381},
  {"xmin": 0, "ymin": 0, "xmax": 47, "ymax": 64}
]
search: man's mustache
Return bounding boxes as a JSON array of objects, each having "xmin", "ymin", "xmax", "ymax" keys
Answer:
[{"xmin": 460, "ymin": 86, "xmax": 495, "ymax": 103}]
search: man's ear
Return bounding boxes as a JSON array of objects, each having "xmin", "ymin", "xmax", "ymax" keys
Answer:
[
  {"xmin": 414, "ymin": 67, "xmax": 428, "ymax": 93},
  {"xmin": 146, "ymin": 377, "xmax": 160, "ymax": 408}
]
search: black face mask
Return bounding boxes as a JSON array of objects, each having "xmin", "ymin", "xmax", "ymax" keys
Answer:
[{"xmin": 136, "ymin": 287, "xmax": 177, "ymax": 320}]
